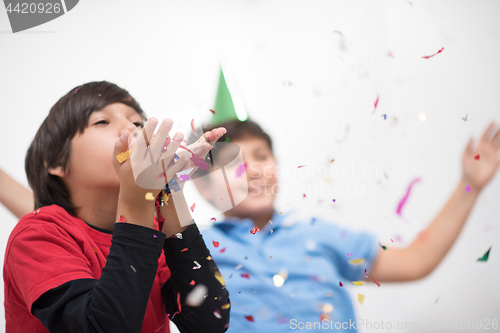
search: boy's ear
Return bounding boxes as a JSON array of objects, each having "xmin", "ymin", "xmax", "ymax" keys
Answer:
[{"xmin": 47, "ymin": 165, "xmax": 66, "ymax": 178}]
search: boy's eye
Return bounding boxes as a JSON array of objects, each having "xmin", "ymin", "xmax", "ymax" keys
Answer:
[
  {"xmin": 134, "ymin": 122, "xmax": 144, "ymax": 128},
  {"xmin": 93, "ymin": 120, "xmax": 108, "ymax": 125}
]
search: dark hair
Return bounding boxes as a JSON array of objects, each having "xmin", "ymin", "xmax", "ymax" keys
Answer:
[
  {"xmin": 25, "ymin": 81, "xmax": 147, "ymax": 216},
  {"xmin": 189, "ymin": 118, "xmax": 273, "ymax": 180}
]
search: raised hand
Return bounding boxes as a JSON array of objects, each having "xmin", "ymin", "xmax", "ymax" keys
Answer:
[{"xmin": 462, "ymin": 122, "xmax": 500, "ymax": 192}]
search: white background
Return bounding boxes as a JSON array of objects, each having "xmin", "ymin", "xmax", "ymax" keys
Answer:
[{"xmin": 1, "ymin": 0, "xmax": 499, "ymax": 332}]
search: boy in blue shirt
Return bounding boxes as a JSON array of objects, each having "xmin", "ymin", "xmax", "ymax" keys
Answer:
[{"xmin": 191, "ymin": 118, "xmax": 500, "ymax": 332}]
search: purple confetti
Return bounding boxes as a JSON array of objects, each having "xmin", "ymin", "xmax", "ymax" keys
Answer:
[{"xmin": 396, "ymin": 177, "xmax": 421, "ymax": 216}]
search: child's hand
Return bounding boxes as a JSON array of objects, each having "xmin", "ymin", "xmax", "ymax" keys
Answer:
[
  {"xmin": 462, "ymin": 122, "xmax": 500, "ymax": 192},
  {"xmin": 111, "ymin": 118, "xmax": 192, "ymax": 203}
]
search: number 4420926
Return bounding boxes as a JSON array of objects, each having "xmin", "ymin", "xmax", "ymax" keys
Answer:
[{"xmin": 5, "ymin": 2, "xmax": 62, "ymax": 14}]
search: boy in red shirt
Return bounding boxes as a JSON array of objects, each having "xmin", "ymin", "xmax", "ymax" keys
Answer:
[{"xmin": 3, "ymin": 81, "xmax": 230, "ymax": 332}]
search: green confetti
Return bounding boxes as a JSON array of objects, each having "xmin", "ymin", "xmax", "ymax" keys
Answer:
[
  {"xmin": 379, "ymin": 242, "xmax": 387, "ymax": 250},
  {"xmin": 477, "ymin": 247, "xmax": 491, "ymax": 262},
  {"xmin": 225, "ymin": 137, "xmax": 230, "ymax": 142}
]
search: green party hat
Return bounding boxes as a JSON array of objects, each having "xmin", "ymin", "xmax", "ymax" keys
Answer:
[{"xmin": 210, "ymin": 61, "xmax": 248, "ymax": 125}]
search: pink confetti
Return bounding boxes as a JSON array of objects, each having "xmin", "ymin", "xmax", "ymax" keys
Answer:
[
  {"xmin": 250, "ymin": 227, "xmax": 259, "ymax": 234},
  {"xmin": 396, "ymin": 177, "xmax": 421, "ymax": 216},
  {"xmin": 214, "ymin": 309, "xmax": 222, "ymax": 319},
  {"xmin": 303, "ymin": 194, "xmax": 307, "ymax": 198},
  {"xmin": 153, "ymin": 235, "xmax": 157, "ymax": 238},
  {"xmin": 179, "ymin": 174, "xmax": 190, "ymax": 181},
  {"xmin": 372, "ymin": 277, "xmax": 381, "ymax": 287},
  {"xmin": 236, "ymin": 163, "xmax": 247, "ymax": 177},
  {"xmin": 190, "ymin": 119, "xmax": 198, "ymax": 136},
  {"xmin": 372, "ymin": 94, "xmax": 379, "ymax": 114},
  {"xmin": 465, "ymin": 185, "xmax": 471, "ymax": 192},
  {"xmin": 219, "ymin": 247, "xmax": 226, "ymax": 253},
  {"xmin": 245, "ymin": 315, "xmax": 254, "ymax": 322},
  {"xmin": 422, "ymin": 47, "xmax": 444, "ymax": 59},
  {"xmin": 297, "ymin": 165, "xmax": 306, "ymax": 168},
  {"xmin": 346, "ymin": 253, "xmax": 352, "ymax": 257},
  {"xmin": 191, "ymin": 154, "xmax": 209, "ymax": 170},
  {"xmin": 387, "ymin": 51, "xmax": 395, "ymax": 58},
  {"xmin": 75, "ymin": 88, "xmax": 78, "ymax": 94},
  {"xmin": 190, "ymin": 203, "xmax": 196, "ymax": 212},
  {"xmin": 211, "ymin": 217, "xmax": 217, "ymax": 222},
  {"xmin": 241, "ymin": 273, "xmax": 250, "ymax": 279},
  {"xmin": 213, "ymin": 241, "xmax": 220, "ymax": 248}
]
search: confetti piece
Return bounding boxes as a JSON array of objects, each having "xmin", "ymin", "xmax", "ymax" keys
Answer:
[
  {"xmin": 391, "ymin": 239, "xmax": 394, "ymax": 242},
  {"xmin": 212, "ymin": 241, "xmax": 220, "ymax": 248},
  {"xmin": 193, "ymin": 261, "xmax": 201, "ymax": 269},
  {"xmin": 186, "ymin": 284, "xmax": 208, "ymax": 307},
  {"xmin": 222, "ymin": 303, "xmax": 230, "ymax": 310},
  {"xmin": 153, "ymin": 235, "xmax": 157, "ymax": 238},
  {"xmin": 210, "ymin": 109, "xmax": 216, "ymax": 114},
  {"xmin": 396, "ymin": 177, "xmax": 421, "ymax": 216},
  {"xmin": 214, "ymin": 271, "xmax": 225, "ymax": 286},
  {"xmin": 116, "ymin": 149, "xmax": 131, "ymax": 163},
  {"xmin": 372, "ymin": 277, "xmax": 381, "ymax": 287},
  {"xmin": 387, "ymin": 52, "xmax": 395, "ymax": 58},
  {"xmin": 213, "ymin": 310, "xmax": 222, "ymax": 319},
  {"xmin": 358, "ymin": 294, "xmax": 364, "ymax": 304},
  {"xmin": 382, "ymin": 114, "xmax": 387, "ymax": 120},
  {"xmin": 119, "ymin": 215, "xmax": 127, "ymax": 223},
  {"xmin": 303, "ymin": 194, "xmax": 307, "ymax": 198},
  {"xmin": 372, "ymin": 94, "xmax": 379, "ymax": 114},
  {"xmin": 236, "ymin": 163, "xmax": 247, "ymax": 177},
  {"xmin": 219, "ymin": 247, "xmax": 226, "ymax": 253},
  {"xmin": 462, "ymin": 114, "xmax": 468, "ymax": 121},
  {"xmin": 170, "ymin": 179, "xmax": 182, "ymax": 192},
  {"xmin": 298, "ymin": 165, "xmax": 306, "ymax": 168},
  {"xmin": 422, "ymin": 47, "xmax": 444, "ymax": 59},
  {"xmin": 206, "ymin": 256, "xmax": 213, "ymax": 260},
  {"xmin": 348, "ymin": 258, "xmax": 366, "ymax": 265},
  {"xmin": 270, "ymin": 230, "xmax": 273, "ymax": 234},
  {"xmin": 190, "ymin": 203, "xmax": 196, "ymax": 212},
  {"xmin": 235, "ymin": 264, "xmax": 243, "ymax": 270},
  {"xmin": 190, "ymin": 280, "xmax": 195, "ymax": 285},
  {"xmin": 465, "ymin": 185, "xmax": 471, "ymax": 192},
  {"xmin": 181, "ymin": 248, "xmax": 189, "ymax": 252},
  {"xmin": 435, "ymin": 297, "xmax": 440, "ymax": 304},
  {"xmin": 336, "ymin": 124, "xmax": 350, "ymax": 144},
  {"xmin": 179, "ymin": 174, "xmax": 190, "ymax": 181},
  {"xmin": 225, "ymin": 137, "xmax": 230, "ymax": 142},
  {"xmin": 190, "ymin": 119, "xmax": 198, "ymax": 136},
  {"xmin": 145, "ymin": 192, "xmax": 155, "ymax": 201},
  {"xmin": 75, "ymin": 88, "xmax": 78, "ymax": 94},
  {"xmin": 240, "ymin": 273, "xmax": 250, "ymax": 279},
  {"xmin": 211, "ymin": 217, "xmax": 217, "ymax": 221},
  {"xmin": 245, "ymin": 315, "xmax": 254, "ymax": 322},
  {"xmin": 379, "ymin": 242, "xmax": 387, "ymax": 250},
  {"xmin": 33, "ymin": 208, "xmax": 41, "ymax": 215},
  {"xmin": 339, "ymin": 281, "xmax": 343, "ymax": 287},
  {"xmin": 365, "ymin": 269, "xmax": 368, "ymax": 278},
  {"xmin": 474, "ymin": 154, "xmax": 480, "ymax": 160},
  {"xmin": 130, "ymin": 265, "xmax": 136, "ymax": 273},
  {"xmin": 250, "ymin": 227, "xmax": 259, "ymax": 234},
  {"xmin": 352, "ymin": 281, "xmax": 365, "ymax": 286},
  {"xmin": 191, "ymin": 153, "xmax": 209, "ymax": 170},
  {"xmin": 332, "ymin": 199, "xmax": 336, "ymax": 202},
  {"xmin": 477, "ymin": 247, "xmax": 491, "ymax": 262}
]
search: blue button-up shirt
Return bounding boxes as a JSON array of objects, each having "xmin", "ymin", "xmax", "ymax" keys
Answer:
[{"xmin": 200, "ymin": 210, "xmax": 380, "ymax": 332}]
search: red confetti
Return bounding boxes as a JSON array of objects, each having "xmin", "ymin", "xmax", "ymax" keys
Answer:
[
  {"xmin": 422, "ymin": 47, "xmax": 444, "ymax": 59},
  {"xmin": 298, "ymin": 165, "xmax": 306, "ymax": 168},
  {"xmin": 191, "ymin": 153, "xmax": 209, "ymax": 170},
  {"xmin": 245, "ymin": 315, "xmax": 254, "ymax": 322},
  {"xmin": 250, "ymin": 227, "xmax": 259, "ymax": 234},
  {"xmin": 190, "ymin": 119, "xmax": 198, "ymax": 136},
  {"xmin": 181, "ymin": 248, "xmax": 189, "ymax": 252},
  {"xmin": 339, "ymin": 281, "xmax": 343, "ymax": 287},
  {"xmin": 190, "ymin": 203, "xmax": 196, "ymax": 212},
  {"xmin": 365, "ymin": 269, "xmax": 368, "ymax": 278},
  {"xmin": 119, "ymin": 215, "xmax": 127, "ymax": 223},
  {"xmin": 210, "ymin": 109, "xmax": 216, "ymax": 114},
  {"xmin": 190, "ymin": 280, "xmax": 195, "ymax": 285},
  {"xmin": 372, "ymin": 94, "xmax": 379, "ymax": 114},
  {"xmin": 211, "ymin": 217, "xmax": 217, "ymax": 222},
  {"xmin": 219, "ymin": 247, "xmax": 226, "ymax": 253},
  {"xmin": 241, "ymin": 273, "xmax": 250, "ymax": 279},
  {"xmin": 474, "ymin": 154, "xmax": 480, "ymax": 160},
  {"xmin": 372, "ymin": 277, "xmax": 381, "ymax": 287},
  {"xmin": 303, "ymin": 194, "xmax": 306, "ymax": 198},
  {"xmin": 213, "ymin": 241, "xmax": 220, "ymax": 248}
]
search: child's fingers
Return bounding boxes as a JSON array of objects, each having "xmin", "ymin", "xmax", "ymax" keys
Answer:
[
  {"xmin": 112, "ymin": 130, "xmax": 131, "ymax": 167},
  {"xmin": 159, "ymin": 131, "xmax": 183, "ymax": 166},
  {"xmin": 163, "ymin": 154, "xmax": 191, "ymax": 181},
  {"xmin": 479, "ymin": 121, "xmax": 496, "ymax": 144},
  {"xmin": 132, "ymin": 118, "xmax": 158, "ymax": 160},
  {"xmin": 149, "ymin": 118, "xmax": 173, "ymax": 161},
  {"xmin": 465, "ymin": 137, "xmax": 474, "ymax": 155},
  {"xmin": 205, "ymin": 127, "xmax": 227, "ymax": 144}
]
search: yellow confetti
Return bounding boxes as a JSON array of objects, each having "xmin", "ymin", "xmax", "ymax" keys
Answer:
[
  {"xmin": 279, "ymin": 212, "xmax": 283, "ymax": 215},
  {"xmin": 358, "ymin": 294, "xmax": 364, "ymax": 304},
  {"xmin": 222, "ymin": 303, "xmax": 231, "ymax": 310},
  {"xmin": 206, "ymin": 256, "xmax": 213, "ymax": 261},
  {"xmin": 348, "ymin": 258, "xmax": 366, "ymax": 265},
  {"xmin": 270, "ymin": 256, "xmax": 273, "ymax": 258},
  {"xmin": 145, "ymin": 192, "xmax": 155, "ymax": 201},
  {"xmin": 116, "ymin": 150, "xmax": 131, "ymax": 163},
  {"xmin": 162, "ymin": 191, "xmax": 170, "ymax": 203},
  {"xmin": 214, "ymin": 271, "xmax": 225, "ymax": 286},
  {"xmin": 352, "ymin": 281, "xmax": 365, "ymax": 286}
]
